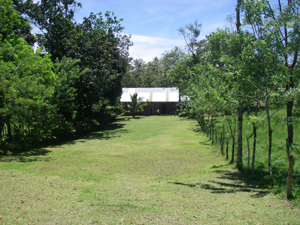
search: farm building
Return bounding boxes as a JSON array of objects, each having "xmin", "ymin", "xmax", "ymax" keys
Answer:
[{"xmin": 120, "ymin": 87, "xmax": 179, "ymax": 115}]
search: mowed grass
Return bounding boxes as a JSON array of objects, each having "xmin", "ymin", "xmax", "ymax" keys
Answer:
[{"xmin": 0, "ymin": 116, "xmax": 299, "ymax": 224}]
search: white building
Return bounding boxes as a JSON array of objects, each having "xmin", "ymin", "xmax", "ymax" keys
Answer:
[{"xmin": 121, "ymin": 87, "xmax": 179, "ymax": 115}]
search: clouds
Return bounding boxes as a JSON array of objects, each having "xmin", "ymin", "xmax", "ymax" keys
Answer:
[
  {"xmin": 129, "ymin": 34, "xmax": 186, "ymax": 62},
  {"xmin": 31, "ymin": 0, "xmax": 241, "ymax": 62}
]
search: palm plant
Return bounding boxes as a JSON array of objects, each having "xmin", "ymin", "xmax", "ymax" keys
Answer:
[{"xmin": 128, "ymin": 93, "xmax": 147, "ymax": 118}]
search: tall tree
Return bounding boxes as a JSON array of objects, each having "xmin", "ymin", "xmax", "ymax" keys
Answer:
[
  {"xmin": 122, "ymin": 58, "xmax": 147, "ymax": 87},
  {"xmin": 244, "ymin": 0, "xmax": 300, "ymax": 144},
  {"xmin": 27, "ymin": 0, "xmax": 81, "ymax": 61},
  {"xmin": 241, "ymin": 0, "xmax": 291, "ymax": 185},
  {"xmin": 11, "ymin": 0, "xmax": 36, "ymax": 45},
  {"xmin": 0, "ymin": 37, "xmax": 56, "ymax": 138},
  {"xmin": 236, "ymin": 0, "xmax": 244, "ymax": 171},
  {"xmin": 178, "ymin": 20, "xmax": 202, "ymax": 64},
  {"xmin": 67, "ymin": 12, "xmax": 132, "ymax": 120},
  {"xmin": 0, "ymin": 0, "xmax": 21, "ymax": 42}
]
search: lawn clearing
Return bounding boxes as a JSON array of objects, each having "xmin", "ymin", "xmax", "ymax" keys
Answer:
[{"xmin": 0, "ymin": 116, "xmax": 299, "ymax": 224}]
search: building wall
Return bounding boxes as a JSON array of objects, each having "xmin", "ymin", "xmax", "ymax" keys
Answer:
[
  {"xmin": 123, "ymin": 102, "xmax": 177, "ymax": 116},
  {"xmin": 143, "ymin": 102, "xmax": 177, "ymax": 115}
]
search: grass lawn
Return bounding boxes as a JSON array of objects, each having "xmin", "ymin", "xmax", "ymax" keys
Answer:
[{"xmin": 0, "ymin": 116, "xmax": 299, "ymax": 224}]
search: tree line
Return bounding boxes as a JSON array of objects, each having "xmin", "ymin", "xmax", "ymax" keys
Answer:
[
  {"xmin": 123, "ymin": 0, "xmax": 300, "ymax": 189},
  {"xmin": 0, "ymin": 0, "xmax": 132, "ymax": 152},
  {"xmin": 1, "ymin": 0, "xmax": 299, "ymax": 191}
]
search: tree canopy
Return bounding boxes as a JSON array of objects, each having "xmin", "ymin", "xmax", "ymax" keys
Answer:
[{"xmin": 0, "ymin": 0, "xmax": 132, "ymax": 151}]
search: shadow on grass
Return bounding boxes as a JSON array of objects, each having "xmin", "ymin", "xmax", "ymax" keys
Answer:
[
  {"xmin": 188, "ymin": 115, "xmax": 300, "ymax": 200},
  {"xmin": 76, "ymin": 123, "xmax": 130, "ymax": 142},
  {"xmin": 0, "ymin": 148, "xmax": 52, "ymax": 163},
  {"xmin": 199, "ymin": 141, "xmax": 212, "ymax": 146},
  {"xmin": 46, "ymin": 122, "xmax": 130, "ymax": 147},
  {"xmin": 169, "ymin": 169, "xmax": 271, "ymax": 198},
  {"xmin": 1, "ymin": 120, "xmax": 130, "ymax": 162},
  {"xmin": 116, "ymin": 116, "xmax": 147, "ymax": 121},
  {"xmin": 211, "ymin": 164, "xmax": 227, "ymax": 169}
]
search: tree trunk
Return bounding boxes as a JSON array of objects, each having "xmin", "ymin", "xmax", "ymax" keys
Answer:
[
  {"xmin": 206, "ymin": 115, "xmax": 210, "ymax": 137},
  {"xmin": 265, "ymin": 104, "xmax": 274, "ymax": 187},
  {"xmin": 226, "ymin": 140, "xmax": 229, "ymax": 160},
  {"xmin": 212, "ymin": 126, "xmax": 214, "ymax": 144},
  {"xmin": 236, "ymin": 0, "xmax": 242, "ymax": 33},
  {"xmin": 285, "ymin": 46, "xmax": 297, "ymax": 145},
  {"xmin": 220, "ymin": 132, "xmax": 224, "ymax": 155},
  {"xmin": 287, "ymin": 154, "xmax": 294, "ymax": 199},
  {"xmin": 252, "ymin": 122, "xmax": 257, "ymax": 177},
  {"xmin": 247, "ymin": 134, "xmax": 253, "ymax": 171},
  {"xmin": 287, "ymin": 100, "xmax": 293, "ymax": 144},
  {"xmin": 0, "ymin": 115, "xmax": 3, "ymax": 138},
  {"xmin": 200, "ymin": 114, "xmax": 205, "ymax": 131},
  {"xmin": 6, "ymin": 121, "xmax": 12, "ymax": 140},
  {"xmin": 286, "ymin": 138, "xmax": 290, "ymax": 160},
  {"xmin": 251, "ymin": 104, "xmax": 258, "ymax": 177},
  {"xmin": 210, "ymin": 115, "xmax": 214, "ymax": 140},
  {"xmin": 237, "ymin": 103, "xmax": 243, "ymax": 170},
  {"xmin": 230, "ymin": 136, "xmax": 235, "ymax": 164}
]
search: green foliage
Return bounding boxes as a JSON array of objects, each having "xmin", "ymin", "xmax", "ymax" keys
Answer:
[
  {"xmin": 66, "ymin": 12, "xmax": 132, "ymax": 120},
  {"xmin": 0, "ymin": 0, "xmax": 132, "ymax": 153},
  {"xmin": 171, "ymin": 0, "xmax": 300, "ymax": 190},
  {"xmin": 122, "ymin": 47, "xmax": 186, "ymax": 88},
  {"xmin": 0, "ymin": 38, "xmax": 56, "ymax": 127},
  {"xmin": 0, "ymin": 0, "xmax": 21, "ymax": 43},
  {"xmin": 52, "ymin": 57, "xmax": 87, "ymax": 121},
  {"xmin": 27, "ymin": 0, "xmax": 81, "ymax": 60},
  {"xmin": 127, "ymin": 93, "xmax": 147, "ymax": 118}
]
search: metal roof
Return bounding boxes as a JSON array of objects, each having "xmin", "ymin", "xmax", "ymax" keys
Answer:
[{"xmin": 120, "ymin": 87, "xmax": 179, "ymax": 102}]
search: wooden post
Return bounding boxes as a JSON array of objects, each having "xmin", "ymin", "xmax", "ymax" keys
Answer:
[
  {"xmin": 287, "ymin": 154, "xmax": 294, "ymax": 199},
  {"xmin": 220, "ymin": 132, "xmax": 224, "ymax": 155},
  {"xmin": 225, "ymin": 140, "xmax": 229, "ymax": 160}
]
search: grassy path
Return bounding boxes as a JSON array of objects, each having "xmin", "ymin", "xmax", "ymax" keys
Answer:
[{"xmin": 0, "ymin": 116, "xmax": 299, "ymax": 224}]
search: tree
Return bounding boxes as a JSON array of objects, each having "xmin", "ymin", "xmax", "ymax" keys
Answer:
[
  {"xmin": 243, "ymin": 0, "xmax": 300, "ymax": 144},
  {"xmin": 266, "ymin": 0, "xmax": 300, "ymax": 144},
  {"xmin": 122, "ymin": 58, "xmax": 147, "ymax": 87},
  {"xmin": 0, "ymin": 37, "xmax": 56, "ymax": 138},
  {"xmin": 235, "ymin": 0, "xmax": 244, "ymax": 171},
  {"xmin": 145, "ymin": 57, "xmax": 160, "ymax": 87},
  {"xmin": 66, "ymin": 12, "xmax": 132, "ymax": 121},
  {"xmin": 0, "ymin": 0, "xmax": 22, "ymax": 43},
  {"xmin": 208, "ymin": 28, "xmax": 249, "ymax": 169},
  {"xmin": 27, "ymin": 0, "xmax": 81, "ymax": 61},
  {"xmin": 122, "ymin": 47, "xmax": 186, "ymax": 88},
  {"xmin": 178, "ymin": 20, "xmax": 202, "ymax": 64},
  {"xmin": 241, "ymin": 0, "xmax": 300, "ymax": 185},
  {"xmin": 52, "ymin": 57, "xmax": 87, "ymax": 121},
  {"xmin": 11, "ymin": 0, "xmax": 36, "ymax": 45},
  {"xmin": 128, "ymin": 93, "xmax": 147, "ymax": 118}
]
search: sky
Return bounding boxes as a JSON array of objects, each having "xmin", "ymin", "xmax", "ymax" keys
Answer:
[
  {"xmin": 73, "ymin": 0, "xmax": 237, "ymax": 62},
  {"xmin": 34, "ymin": 0, "xmax": 280, "ymax": 62}
]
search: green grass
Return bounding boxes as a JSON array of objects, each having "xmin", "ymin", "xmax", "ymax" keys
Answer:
[
  {"xmin": 211, "ymin": 108, "xmax": 300, "ymax": 199},
  {"xmin": 0, "ymin": 116, "xmax": 299, "ymax": 224}
]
